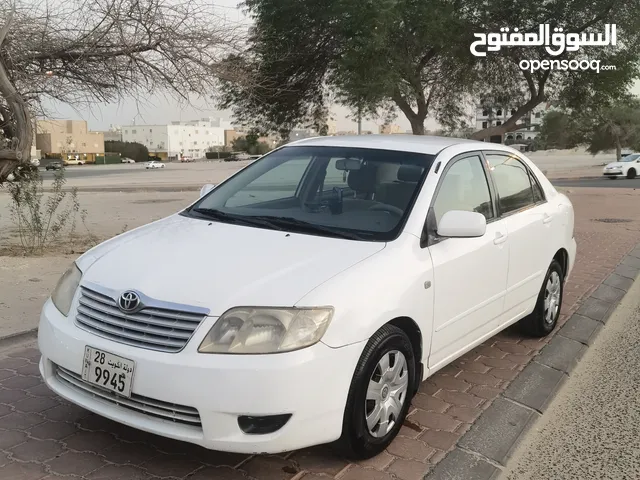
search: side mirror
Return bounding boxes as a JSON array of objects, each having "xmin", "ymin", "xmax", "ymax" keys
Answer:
[
  {"xmin": 437, "ymin": 210, "xmax": 487, "ymax": 238},
  {"xmin": 200, "ymin": 183, "xmax": 217, "ymax": 198}
]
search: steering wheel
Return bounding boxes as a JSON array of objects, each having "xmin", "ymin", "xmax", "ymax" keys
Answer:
[{"xmin": 368, "ymin": 203, "xmax": 404, "ymax": 217}]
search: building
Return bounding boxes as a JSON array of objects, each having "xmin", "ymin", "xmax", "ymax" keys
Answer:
[
  {"xmin": 327, "ymin": 119, "xmax": 337, "ymax": 136},
  {"xmin": 379, "ymin": 124, "xmax": 402, "ymax": 135},
  {"xmin": 475, "ymin": 102, "xmax": 552, "ymax": 144},
  {"xmin": 288, "ymin": 129, "xmax": 316, "ymax": 142},
  {"xmin": 121, "ymin": 117, "xmax": 231, "ymax": 160},
  {"xmin": 36, "ymin": 120, "xmax": 104, "ymax": 163},
  {"xmin": 101, "ymin": 125, "xmax": 122, "ymax": 142}
]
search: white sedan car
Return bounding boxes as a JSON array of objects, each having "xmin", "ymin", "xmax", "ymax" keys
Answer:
[
  {"xmin": 602, "ymin": 153, "xmax": 640, "ymax": 178},
  {"xmin": 145, "ymin": 160, "xmax": 165, "ymax": 169},
  {"xmin": 38, "ymin": 135, "xmax": 576, "ymax": 459}
]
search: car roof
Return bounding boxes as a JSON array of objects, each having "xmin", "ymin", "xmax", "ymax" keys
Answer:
[{"xmin": 286, "ymin": 134, "xmax": 522, "ymax": 156}]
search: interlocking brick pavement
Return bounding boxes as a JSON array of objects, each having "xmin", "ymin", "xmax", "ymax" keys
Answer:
[{"xmin": 1, "ymin": 187, "xmax": 640, "ymax": 480}]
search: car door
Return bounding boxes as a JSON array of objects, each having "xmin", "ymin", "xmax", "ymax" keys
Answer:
[
  {"xmin": 484, "ymin": 152, "xmax": 554, "ymax": 324},
  {"xmin": 427, "ymin": 153, "xmax": 509, "ymax": 371}
]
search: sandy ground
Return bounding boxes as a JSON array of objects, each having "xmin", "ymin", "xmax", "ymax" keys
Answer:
[{"xmin": 501, "ymin": 273, "xmax": 640, "ymax": 479}]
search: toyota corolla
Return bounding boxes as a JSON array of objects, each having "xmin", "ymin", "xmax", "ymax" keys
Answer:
[{"xmin": 38, "ymin": 135, "xmax": 576, "ymax": 459}]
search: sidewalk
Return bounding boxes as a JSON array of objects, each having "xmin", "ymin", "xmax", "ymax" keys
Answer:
[{"xmin": 501, "ymin": 264, "xmax": 640, "ymax": 479}]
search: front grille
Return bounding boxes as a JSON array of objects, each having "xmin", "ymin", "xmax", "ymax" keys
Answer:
[
  {"xmin": 55, "ymin": 365, "xmax": 202, "ymax": 427},
  {"xmin": 75, "ymin": 287, "xmax": 205, "ymax": 353}
]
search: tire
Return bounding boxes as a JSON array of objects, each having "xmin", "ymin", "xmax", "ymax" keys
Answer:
[
  {"xmin": 518, "ymin": 259, "xmax": 564, "ymax": 337},
  {"xmin": 627, "ymin": 168, "xmax": 636, "ymax": 179},
  {"xmin": 335, "ymin": 324, "xmax": 416, "ymax": 459}
]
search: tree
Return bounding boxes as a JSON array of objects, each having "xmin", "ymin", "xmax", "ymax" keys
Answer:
[
  {"xmin": 576, "ymin": 97, "xmax": 640, "ymax": 160},
  {"xmin": 104, "ymin": 141, "xmax": 149, "ymax": 163},
  {"xmin": 0, "ymin": 0, "xmax": 246, "ymax": 182},
  {"xmin": 537, "ymin": 111, "xmax": 581, "ymax": 150},
  {"xmin": 219, "ymin": 0, "xmax": 640, "ymax": 139},
  {"xmin": 231, "ymin": 134, "xmax": 272, "ymax": 155}
]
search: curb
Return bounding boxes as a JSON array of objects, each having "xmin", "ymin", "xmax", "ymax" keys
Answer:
[
  {"xmin": 549, "ymin": 176, "xmax": 601, "ymax": 182},
  {"xmin": 426, "ymin": 242, "xmax": 640, "ymax": 479},
  {"xmin": 0, "ymin": 328, "xmax": 38, "ymax": 351},
  {"xmin": 1, "ymin": 186, "xmax": 200, "ymax": 194}
]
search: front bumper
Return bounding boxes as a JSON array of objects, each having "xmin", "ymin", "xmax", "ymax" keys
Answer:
[
  {"xmin": 603, "ymin": 170, "xmax": 622, "ymax": 176},
  {"xmin": 38, "ymin": 299, "xmax": 364, "ymax": 453}
]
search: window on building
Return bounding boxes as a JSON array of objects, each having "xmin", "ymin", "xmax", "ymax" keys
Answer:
[
  {"xmin": 482, "ymin": 109, "xmax": 490, "ymax": 116},
  {"xmin": 81, "ymin": 142, "xmax": 86, "ymax": 147},
  {"xmin": 149, "ymin": 129, "xmax": 152, "ymax": 133},
  {"xmin": 496, "ymin": 109, "xmax": 503, "ymax": 116},
  {"xmin": 482, "ymin": 121, "xmax": 488, "ymax": 129},
  {"xmin": 511, "ymin": 108, "xmax": 517, "ymax": 115},
  {"xmin": 535, "ymin": 112, "xmax": 541, "ymax": 118},
  {"xmin": 496, "ymin": 121, "xmax": 502, "ymax": 126},
  {"xmin": 195, "ymin": 130, "xmax": 199, "ymax": 134},
  {"xmin": 124, "ymin": 130, "xmax": 128, "ymax": 134},
  {"xmin": 132, "ymin": 129, "xmax": 137, "ymax": 134}
]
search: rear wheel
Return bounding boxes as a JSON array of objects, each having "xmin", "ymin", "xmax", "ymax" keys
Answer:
[
  {"xmin": 518, "ymin": 259, "xmax": 564, "ymax": 337},
  {"xmin": 336, "ymin": 324, "xmax": 416, "ymax": 459},
  {"xmin": 627, "ymin": 168, "xmax": 636, "ymax": 179}
]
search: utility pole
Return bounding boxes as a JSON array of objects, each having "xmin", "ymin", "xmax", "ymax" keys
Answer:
[{"xmin": 357, "ymin": 102, "xmax": 362, "ymax": 135}]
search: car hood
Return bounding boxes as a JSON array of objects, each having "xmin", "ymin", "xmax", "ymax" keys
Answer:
[
  {"xmin": 81, "ymin": 214, "xmax": 385, "ymax": 315},
  {"xmin": 605, "ymin": 162, "xmax": 626, "ymax": 168}
]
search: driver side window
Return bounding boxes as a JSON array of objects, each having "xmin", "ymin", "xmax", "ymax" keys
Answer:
[{"xmin": 433, "ymin": 155, "xmax": 494, "ymax": 224}]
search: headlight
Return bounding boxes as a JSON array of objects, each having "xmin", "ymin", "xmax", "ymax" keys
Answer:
[
  {"xmin": 198, "ymin": 307, "xmax": 334, "ymax": 354},
  {"xmin": 51, "ymin": 263, "xmax": 82, "ymax": 316}
]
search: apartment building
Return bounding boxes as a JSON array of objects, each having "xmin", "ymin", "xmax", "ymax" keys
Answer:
[
  {"xmin": 121, "ymin": 117, "xmax": 232, "ymax": 160},
  {"xmin": 475, "ymin": 103, "xmax": 552, "ymax": 143},
  {"xmin": 36, "ymin": 120, "xmax": 105, "ymax": 162}
]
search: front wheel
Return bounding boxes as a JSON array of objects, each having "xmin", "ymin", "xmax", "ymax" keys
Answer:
[
  {"xmin": 518, "ymin": 259, "xmax": 564, "ymax": 337},
  {"xmin": 627, "ymin": 168, "xmax": 636, "ymax": 179},
  {"xmin": 336, "ymin": 324, "xmax": 416, "ymax": 459}
]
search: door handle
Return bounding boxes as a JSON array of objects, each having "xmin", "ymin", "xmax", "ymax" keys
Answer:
[
  {"xmin": 494, "ymin": 232, "xmax": 507, "ymax": 245},
  {"xmin": 543, "ymin": 213, "xmax": 553, "ymax": 224}
]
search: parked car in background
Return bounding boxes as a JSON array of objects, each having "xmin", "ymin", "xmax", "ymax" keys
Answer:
[
  {"xmin": 145, "ymin": 160, "xmax": 165, "ymax": 169},
  {"xmin": 45, "ymin": 161, "xmax": 64, "ymax": 171},
  {"xmin": 64, "ymin": 158, "xmax": 85, "ymax": 166},
  {"xmin": 121, "ymin": 157, "xmax": 135, "ymax": 164},
  {"xmin": 602, "ymin": 153, "xmax": 640, "ymax": 179},
  {"xmin": 38, "ymin": 136, "xmax": 575, "ymax": 459},
  {"xmin": 180, "ymin": 156, "xmax": 195, "ymax": 163}
]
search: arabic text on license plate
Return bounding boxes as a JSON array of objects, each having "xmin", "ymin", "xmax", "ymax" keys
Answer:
[{"xmin": 81, "ymin": 347, "xmax": 135, "ymax": 397}]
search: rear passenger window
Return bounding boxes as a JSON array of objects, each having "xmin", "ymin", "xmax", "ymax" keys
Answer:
[
  {"xmin": 485, "ymin": 154, "xmax": 535, "ymax": 214},
  {"xmin": 433, "ymin": 155, "xmax": 494, "ymax": 224},
  {"xmin": 531, "ymin": 173, "xmax": 545, "ymax": 203}
]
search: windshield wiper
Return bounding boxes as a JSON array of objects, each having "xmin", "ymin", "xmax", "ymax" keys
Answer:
[
  {"xmin": 190, "ymin": 208, "xmax": 284, "ymax": 229},
  {"xmin": 244, "ymin": 215, "xmax": 366, "ymax": 240}
]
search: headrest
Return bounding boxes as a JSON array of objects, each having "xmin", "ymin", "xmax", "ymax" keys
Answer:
[
  {"xmin": 348, "ymin": 166, "xmax": 377, "ymax": 193},
  {"xmin": 397, "ymin": 165, "xmax": 423, "ymax": 182}
]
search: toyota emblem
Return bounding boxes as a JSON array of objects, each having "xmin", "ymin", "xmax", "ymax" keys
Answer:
[{"xmin": 118, "ymin": 291, "xmax": 141, "ymax": 313}]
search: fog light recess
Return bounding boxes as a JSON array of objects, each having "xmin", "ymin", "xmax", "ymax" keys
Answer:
[{"xmin": 238, "ymin": 414, "xmax": 292, "ymax": 434}]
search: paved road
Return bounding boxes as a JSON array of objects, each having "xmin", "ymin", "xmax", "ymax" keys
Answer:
[
  {"xmin": 502, "ymin": 276, "xmax": 640, "ymax": 480},
  {"xmin": 40, "ymin": 165, "xmax": 163, "ymax": 180},
  {"xmin": 552, "ymin": 177, "xmax": 640, "ymax": 188}
]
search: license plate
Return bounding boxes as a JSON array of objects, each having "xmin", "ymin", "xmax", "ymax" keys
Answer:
[{"xmin": 82, "ymin": 346, "xmax": 135, "ymax": 397}]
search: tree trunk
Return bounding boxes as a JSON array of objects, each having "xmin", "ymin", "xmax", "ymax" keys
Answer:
[
  {"xmin": 410, "ymin": 119, "xmax": 425, "ymax": 135},
  {"xmin": 0, "ymin": 10, "xmax": 32, "ymax": 182},
  {"xmin": 615, "ymin": 134, "xmax": 622, "ymax": 161}
]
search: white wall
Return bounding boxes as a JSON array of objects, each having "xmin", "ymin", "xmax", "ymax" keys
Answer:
[{"xmin": 122, "ymin": 123, "xmax": 226, "ymax": 158}]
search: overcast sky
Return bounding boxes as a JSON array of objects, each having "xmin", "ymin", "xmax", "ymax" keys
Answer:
[{"xmin": 42, "ymin": 1, "xmax": 640, "ymax": 133}]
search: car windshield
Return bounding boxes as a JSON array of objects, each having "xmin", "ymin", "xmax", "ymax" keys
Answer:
[
  {"xmin": 184, "ymin": 145, "xmax": 435, "ymax": 241},
  {"xmin": 621, "ymin": 154, "xmax": 640, "ymax": 162}
]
